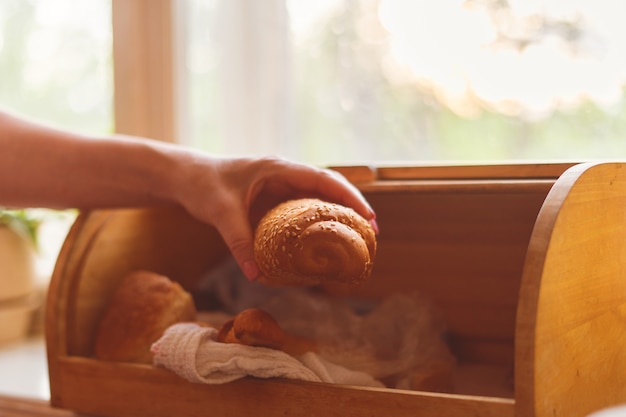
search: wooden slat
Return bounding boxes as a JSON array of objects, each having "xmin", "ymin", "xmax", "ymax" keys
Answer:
[
  {"xmin": 357, "ymin": 179, "xmax": 556, "ymax": 194},
  {"xmin": 375, "ymin": 162, "xmax": 576, "ymax": 180},
  {"xmin": 330, "ymin": 165, "xmax": 378, "ymax": 184},
  {"xmin": 330, "ymin": 163, "xmax": 573, "ymax": 186},
  {"xmin": 52, "ymin": 357, "xmax": 514, "ymax": 417}
]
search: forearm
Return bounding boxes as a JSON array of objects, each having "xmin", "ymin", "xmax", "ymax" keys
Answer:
[{"xmin": 0, "ymin": 111, "xmax": 195, "ymax": 210}]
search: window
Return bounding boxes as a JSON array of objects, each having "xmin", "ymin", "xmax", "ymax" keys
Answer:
[
  {"xmin": 4, "ymin": 0, "xmax": 626, "ymax": 165},
  {"xmin": 180, "ymin": 0, "xmax": 626, "ymax": 164}
]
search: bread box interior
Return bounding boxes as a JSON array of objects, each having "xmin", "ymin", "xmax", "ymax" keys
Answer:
[{"xmin": 46, "ymin": 162, "xmax": 626, "ymax": 417}]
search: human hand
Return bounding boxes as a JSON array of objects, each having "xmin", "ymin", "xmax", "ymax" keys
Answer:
[{"xmin": 176, "ymin": 155, "xmax": 378, "ymax": 281}]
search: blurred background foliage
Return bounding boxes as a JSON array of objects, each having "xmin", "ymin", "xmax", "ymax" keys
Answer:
[
  {"xmin": 183, "ymin": 0, "xmax": 626, "ymax": 164},
  {"xmin": 0, "ymin": 0, "xmax": 113, "ymax": 134},
  {"xmin": 285, "ymin": 0, "xmax": 626, "ymax": 164}
]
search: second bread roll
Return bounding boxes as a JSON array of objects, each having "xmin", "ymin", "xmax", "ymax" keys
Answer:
[
  {"xmin": 217, "ymin": 308, "xmax": 317, "ymax": 355},
  {"xmin": 94, "ymin": 270, "xmax": 196, "ymax": 364},
  {"xmin": 254, "ymin": 198, "xmax": 376, "ymax": 287}
]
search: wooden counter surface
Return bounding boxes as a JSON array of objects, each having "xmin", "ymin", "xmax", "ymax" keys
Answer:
[{"xmin": 0, "ymin": 395, "xmax": 82, "ymax": 417}]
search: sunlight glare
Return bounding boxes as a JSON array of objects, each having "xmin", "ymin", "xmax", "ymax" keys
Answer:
[
  {"xmin": 377, "ymin": 0, "xmax": 626, "ymax": 117},
  {"xmin": 287, "ymin": 0, "xmax": 340, "ymax": 44}
]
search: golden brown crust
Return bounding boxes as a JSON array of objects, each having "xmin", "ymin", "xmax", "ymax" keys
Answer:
[
  {"xmin": 216, "ymin": 308, "xmax": 317, "ymax": 356},
  {"xmin": 94, "ymin": 270, "xmax": 196, "ymax": 364},
  {"xmin": 253, "ymin": 198, "xmax": 376, "ymax": 288}
]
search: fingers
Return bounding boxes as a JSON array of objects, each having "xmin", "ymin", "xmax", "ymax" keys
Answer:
[
  {"xmin": 211, "ymin": 203, "xmax": 259, "ymax": 281},
  {"xmin": 255, "ymin": 158, "xmax": 377, "ymax": 222},
  {"xmin": 317, "ymin": 169, "xmax": 380, "ymax": 234},
  {"xmin": 317, "ymin": 167, "xmax": 377, "ymax": 219}
]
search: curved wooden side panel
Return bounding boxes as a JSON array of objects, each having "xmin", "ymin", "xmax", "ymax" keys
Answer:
[
  {"xmin": 46, "ymin": 208, "xmax": 115, "ymax": 404},
  {"xmin": 516, "ymin": 162, "xmax": 626, "ymax": 417},
  {"xmin": 46, "ymin": 206, "xmax": 228, "ymax": 398}
]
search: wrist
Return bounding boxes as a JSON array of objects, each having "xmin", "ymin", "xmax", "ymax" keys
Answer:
[{"xmin": 158, "ymin": 144, "xmax": 220, "ymax": 213}]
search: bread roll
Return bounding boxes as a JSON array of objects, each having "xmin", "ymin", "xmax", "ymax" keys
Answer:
[
  {"xmin": 254, "ymin": 198, "xmax": 376, "ymax": 287},
  {"xmin": 94, "ymin": 270, "xmax": 196, "ymax": 364},
  {"xmin": 217, "ymin": 308, "xmax": 316, "ymax": 355}
]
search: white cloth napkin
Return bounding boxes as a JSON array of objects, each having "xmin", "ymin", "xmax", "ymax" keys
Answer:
[{"xmin": 151, "ymin": 323, "xmax": 384, "ymax": 388}]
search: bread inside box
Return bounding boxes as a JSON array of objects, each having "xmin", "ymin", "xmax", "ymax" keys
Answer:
[{"xmin": 59, "ymin": 167, "xmax": 558, "ymax": 401}]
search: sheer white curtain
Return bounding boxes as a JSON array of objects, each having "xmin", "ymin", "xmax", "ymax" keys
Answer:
[{"xmin": 187, "ymin": 0, "xmax": 295, "ymax": 158}]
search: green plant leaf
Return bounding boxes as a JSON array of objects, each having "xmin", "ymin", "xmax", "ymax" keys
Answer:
[{"xmin": 0, "ymin": 209, "xmax": 41, "ymax": 249}]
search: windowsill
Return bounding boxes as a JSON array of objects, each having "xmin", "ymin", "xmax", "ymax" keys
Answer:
[{"xmin": 0, "ymin": 336, "xmax": 49, "ymax": 400}]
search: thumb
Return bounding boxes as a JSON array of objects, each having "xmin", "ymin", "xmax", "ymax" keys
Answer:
[{"xmin": 212, "ymin": 209, "xmax": 259, "ymax": 281}]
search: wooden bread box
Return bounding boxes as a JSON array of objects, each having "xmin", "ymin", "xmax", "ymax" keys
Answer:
[{"xmin": 46, "ymin": 162, "xmax": 626, "ymax": 417}]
